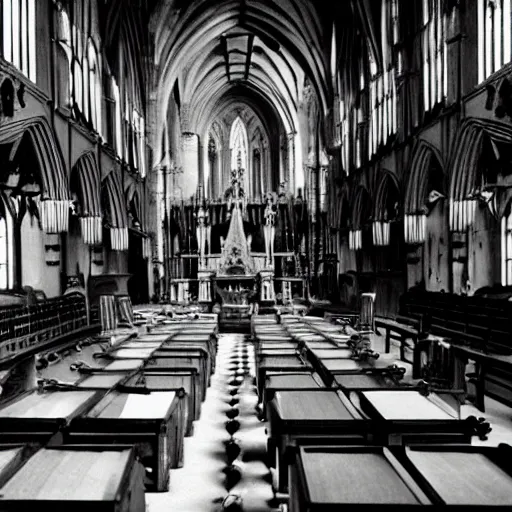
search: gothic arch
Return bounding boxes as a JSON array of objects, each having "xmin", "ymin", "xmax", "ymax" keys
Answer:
[
  {"xmin": 449, "ymin": 118, "xmax": 512, "ymax": 231},
  {"xmin": 404, "ymin": 139, "xmax": 445, "ymax": 243},
  {"xmin": 0, "ymin": 116, "xmax": 70, "ymax": 233},
  {"xmin": 373, "ymin": 170, "xmax": 400, "ymax": 246}
]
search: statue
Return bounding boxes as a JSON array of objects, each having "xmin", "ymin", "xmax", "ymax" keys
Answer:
[
  {"xmin": 195, "ymin": 205, "xmax": 209, "ymax": 268},
  {"xmin": 263, "ymin": 193, "xmax": 277, "ymax": 267},
  {"xmin": 225, "ymin": 168, "xmax": 246, "ymax": 211}
]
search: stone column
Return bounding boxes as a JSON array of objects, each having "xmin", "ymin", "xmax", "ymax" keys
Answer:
[{"xmin": 287, "ymin": 132, "xmax": 296, "ymax": 193}]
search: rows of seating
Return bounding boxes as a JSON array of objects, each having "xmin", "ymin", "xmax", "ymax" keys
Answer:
[
  {"xmin": 399, "ymin": 291, "xmax": 512, "ymax": 355},
  {"xmin": 0, "ymin": 315, "xmax": 218, "ymax": 509},
  {"xmin": 0, "ymin": 292, "xmax": 89, "ymax": 360},
  {"xmin": 398, "ymin": 291, "xmax": 512, "ymax": 411},
  {"xmin": 251, "ymin": 314, "xmax": 505, "ymax": 510}
]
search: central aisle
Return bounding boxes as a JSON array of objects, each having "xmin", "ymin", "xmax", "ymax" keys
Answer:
[{"xmin": 146, "ymin": 333, "xmax": 274, "ymax": 512}]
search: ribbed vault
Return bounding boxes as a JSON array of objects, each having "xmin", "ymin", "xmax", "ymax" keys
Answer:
[{"xmin": 149, "ymin": 0, "xmax": 331, "ymax": 168}]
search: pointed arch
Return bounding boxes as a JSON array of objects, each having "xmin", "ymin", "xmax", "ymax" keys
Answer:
[
  {"xmin": 349, "ymin": 185, "xmax": 372, "ymax": 250},
  {"xmin": 0, "ymin": 116, "xmax": 69, "ymax": 233},
  {"xmin": 206, "ymin": 121, "xmax": 223, "ymax": 199},
  {"xmin": 373, "ymin": 170, "xmax": 400, "ymax": 246},
  {"xmin": 449, "ymin": 118, "xmax": 512, "ymax": 232},
  {"xmin": 70, "ymin": 151, "xmax": 102, "ymax": 245},
  {"xmin": 336, "ymin": 180, "xmax": 351, "ymax": 230},
  {"xmin": 102, "ymin": 168, "xmax": 128, "ymax": 251},
  {"xmin": 229, "ymin": 116, "xmax": 249, "ymax": 172},
  {"xmin": 404, "ymin": 139, "xmax": 445, "ymax": 243},
  {"xmin": 125, "ymin": 177, "xmax": 145, "ymax": 231}
]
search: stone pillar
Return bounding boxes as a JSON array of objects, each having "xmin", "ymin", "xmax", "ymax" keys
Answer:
[
  {"xmin": 288, "ymin": 132, "xmax": 296, "ymax": 193},
  {"xmin": 148, "ymin": 166, "xmax": 165, "ymax": 299}
]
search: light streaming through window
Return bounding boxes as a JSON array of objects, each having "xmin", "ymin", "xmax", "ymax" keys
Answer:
[
  {"xmin": 422, "ymin": 0, "xmax": 447, "ymax": 111},
  {"xmin": 478, "ymin": 0, "xmax": 512, "ymax": 83},
  {"xmin": 2, "ymin": 0, "xmax": 37, "ymax": 82}
]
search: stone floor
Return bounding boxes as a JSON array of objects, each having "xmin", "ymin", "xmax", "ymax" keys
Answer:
[{"xmin": 146, "ymin": 333, "xmax": 274, "ymax": 512}]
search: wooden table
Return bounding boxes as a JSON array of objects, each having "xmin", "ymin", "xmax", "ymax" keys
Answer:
[
  {"xmin": 102, "ymin": 359, "xmax": 146, "ymax": 372},
  {"xmin": 355, "ymin": 389, "xmax": 474, "ymax": 445},
  {"xmin": 110, "ymin": 347, "xmax": 157, "ymax": 360},
  {"xmin": 289, "ymin": 445, "xmax": 431, "ymax": 511},
  {"xmin": 149, "ymin": 350, "xmax": 209, "ymax": 398},
  {"xmin": 168, "ymin": 332, "xmax": 217, "ymax": 363},
  {"xmin": 68, "ymin": 390, "xmax": 187, "ymax": 492},
  {"xmin": 266, "ymin": 389, "xmax": 367, "ymax": 493},
  {"xmin": 0, "ymin": 390, "xmax": 101, "ymax": 443},
  {"xmin": 333, "ymin": 373, "xmax": 401, "ymax": 392},
  {"xmin": 122, "ymin": 370, "xmax": 200, "ymax": 435},
  {"xmin": 76, "ymin": 373, "xmax": 129, "ymax": 390},
  {"xmin": 0, "ymin": 446, "xmax": 146, "ymax": 511},
  {"xmin": 256, "ymin": 355, "xmax": 313, "ymax": 398},
  {"xmin": 262, "ymin": 372, "xmax": 324, "ymax": 412},
  {"xmin": 396, "ymin": 444, "xmax": 512, "ymax": 507}
]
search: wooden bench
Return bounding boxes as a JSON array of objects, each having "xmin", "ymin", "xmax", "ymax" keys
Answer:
[
  {"xmin": 451, "ymin": 344, "xmax": 512, "ymax": 412},
  {"xmin": 375, "ymin": 317, "xmax": 419, "ymax": 363},
  {"xmin": 413, "ymin": 335, "xmax": 512, "ymax": 412}
]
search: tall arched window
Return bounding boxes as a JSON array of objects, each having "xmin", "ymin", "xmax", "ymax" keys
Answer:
[
  {"xmin": 139, "ymin": 115, "xmax": 146, "ymax": 177},
  {"xmin": 82, "ymin": 53, "xmax": 90, "ymax": 122},
  {"xmin": 368, "ymin": 0, "xmax": 397, "ymax": 159},
  {"xmin": 2, "ymin": 0, "xmax": 36, "ymax": 82},
  {"xmin": 230, "ymin": 116, "xmax": 249, "ymax": 172},
  {"xmin": 73, "ymin": 59, "xmax": 84, "ymax": 113},
  {"xmin": 56, "ymin": 7, "xmax": 72, "ymax": 108},
  {"xmin": 132, "ymin": 109, "xmax": 140, "ymax": 171},
  {"xmin": 112, "ymin": 78, "xmax": 123, "ymax": 158},
  {"xmin": 479, "ymin": 0, "xmax": 511, "ymax": 83},
  {"xmin": 88, "ymin": 40, "xmax": 102, "ymax": 134},
  {"xmin": 422, "ymin": 0, "xmax": 447, "ymax": 111}
]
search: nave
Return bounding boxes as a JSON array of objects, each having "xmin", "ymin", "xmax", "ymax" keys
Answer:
[
  {"xmin": 0, "ymin": 305, "xmax": 510, "ymax": 510},
  {"xmin": 5, "ymin": 0, "xmax": 512, "ymax": 508},
  {"xmin": 146, "ymin": 332, "xmax": 273, "ymax": 512}
]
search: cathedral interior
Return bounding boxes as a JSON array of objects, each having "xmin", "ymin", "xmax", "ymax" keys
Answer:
[{"xmin": 2, "ymin": 0, "xmax": 512, "ymax": 510}]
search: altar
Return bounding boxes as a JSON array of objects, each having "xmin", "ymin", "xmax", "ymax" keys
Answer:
[{"xmin": 164, "ymin": 166, "xmax": 308, "ymax": 329}]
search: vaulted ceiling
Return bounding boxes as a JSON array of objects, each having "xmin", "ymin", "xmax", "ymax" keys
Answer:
[{"xmin": 149, "ymin": 0, "xmax": 339, "ymax": 165}]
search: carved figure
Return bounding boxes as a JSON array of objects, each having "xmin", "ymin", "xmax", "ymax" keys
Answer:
[{"xmin": 263, "ymin": 194, "xmax": 277, "ymax": 266}]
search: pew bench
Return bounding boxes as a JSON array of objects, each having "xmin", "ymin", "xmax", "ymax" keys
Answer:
[
  {"xmin": 375, "ymin": 317, "xmax": 419, "ymax": 363},
  {"xmin": 451, "ymin": 344, "xmax": 512, "ymax": 412}
]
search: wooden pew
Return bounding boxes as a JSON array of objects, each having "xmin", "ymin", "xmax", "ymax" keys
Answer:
[{"xmin": 375, "ymin": 317, "xmax": 419, "ymax": 362}]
